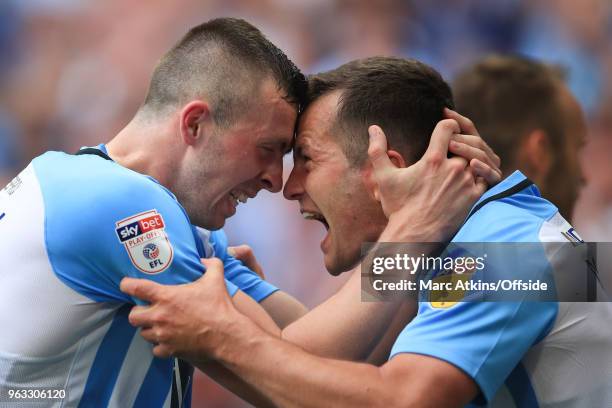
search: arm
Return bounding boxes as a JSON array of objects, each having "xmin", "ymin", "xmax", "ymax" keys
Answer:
[
  {"xmin": 227, "ymin": 253, "xmax": 410, "ymax": 363},
  {"xmin": 122, "ymin": 116, "xmax": 495, "ymax": 361},
  {"xmin": 137, "ymin": 254, "xmax": 554, "ymax": 408},
  {"xmin": 226, "ymin": 245, "xmax": 406, "ymax": 354},
  {"xmin": 365, "ymin": 301, "xmax": 417, "ymax": 365},
  {"xmin": 197, "ymin": 360, "xmax": 276, "ymax": 408},
  {"xmin": 228, "ymin": 244, "xmax": 309, "ymax": 328},
  {"xmin": 169, "ymin": 258, "xmax": 478, "ymax": 408},
  {"xmin": 226, "ymin": 244, "xmax": 417, "ymax": 348},
  {"xmin": 260, "ymin": 291, "xmax": 308, "ymax": 329},
  {"xmin": 218, "ymin": 326, "xmax": 477, "ymax": 408}
]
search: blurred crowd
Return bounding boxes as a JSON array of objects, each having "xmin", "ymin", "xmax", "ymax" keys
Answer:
[{"xmin": 1, "ymin": 0, "xmax": 611, "ymax": 406}]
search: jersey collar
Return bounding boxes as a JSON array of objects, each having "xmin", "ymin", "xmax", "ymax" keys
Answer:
[
  {"xmin": 465, "ymin": 170, "xmax": 539, "ymax": 222},
  {"xmin": 97, "ymin": 144, "xmax": 110, "ymax": 156},
  {"xmin": 476, "ymin": 170, "xmax": 534, "ymax": 204}
]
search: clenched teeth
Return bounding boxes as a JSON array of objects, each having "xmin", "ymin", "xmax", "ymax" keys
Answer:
[{"xmin": 230, "ymin": 191, "xmax": 249, "ymax": 206}]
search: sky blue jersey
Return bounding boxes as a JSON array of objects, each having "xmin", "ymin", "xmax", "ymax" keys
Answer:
[
  {"xmin": 390, "ymin": 171, "xmax": 612, "ymax": 407},
  {"xmin": 0, "ymin": 146, "xmax": 278, "ymax": 407}
]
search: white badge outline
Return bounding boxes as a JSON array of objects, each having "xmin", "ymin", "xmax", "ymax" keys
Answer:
[{"xmin": 115, "ymin": 209, "xmax": 174, "ymax": 274}]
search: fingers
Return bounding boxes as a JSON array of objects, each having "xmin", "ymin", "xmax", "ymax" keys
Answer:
[
  {"xmin": 450, "ymin": 133, "xmax": 501, "ymax": 169},
  {"xmin": 227, "ymin": 245, "xmax": 265, "ymax": 279},
  {"xmin": 227, "ymin": 246, "xmax": 239, "ymax": 258},
  {"xmin": 447, "ymin": 156, "xmax": 470, "ymax": 174},
  {"xmin": 139, "ymin": 327, "xmax": 157, "ymax": 343},
  {"xmin": 228, "ymin": 245, "xmax": 254, "ymax": 261},
  {"xmin": 200, "ymin": 257, "xmax": 227, "ymax": 287},
  {"xmin": 140, "ymin": 326, "xmax": 173, "ymax": 358},
  {"xmin": 120, "ymin": 278, "xmax": 163, "ymax": 303},
  {"xmin": 424, "ymin": 119, "xmax": 460, "ymax": 161},
  {"xmin": 128, "ymin": 305, "xmax": 154, "ymax": 328},
  {"xmin": 368, "ymin": 125, "xmax": 394, "ymax": 175},
  {"xmin": 470, "ymin": 158, "xmax": 502, "ymax": 186},
  {"xmin": 474, "ymin": 175, "xmax": 488, "ymax": 197},
  {"xmin": 449, "ymin": 137, "xmax": 502, "ymax": 177},
  {"xmin": 444, "ymin": 108, "xmax": 480, "ymax": 137},
  {"xmin": 201, "ymin": 257, "xmax": 224, "ymax": 272},
  {"xmin": 445, "ymin": 109, "xmax": 502, "ymax": 171},
  {"xmin": 153, "ymin": 344, "xmax": 173, "ymax": 359}
]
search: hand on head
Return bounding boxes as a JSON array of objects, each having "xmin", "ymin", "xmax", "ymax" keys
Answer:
[
  {"xmin": 443, "ymin": 108, "xmax": 502, "ymax": 183},
  {"xmin": 368, "ymin": 110, "xmax": 500, "ymax": 242}
]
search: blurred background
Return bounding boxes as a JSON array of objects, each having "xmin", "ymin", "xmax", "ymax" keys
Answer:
[{"xmin": 1, "ymin": 0, "xmax": 610, "ymax": 406}]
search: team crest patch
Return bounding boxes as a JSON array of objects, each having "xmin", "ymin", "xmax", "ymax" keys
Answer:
[
  {"xmin": 115, "ymin": 210, "xmax": 173, "ymax": 274},
  {"xmin": 429, "ymin": 271, "xmax": 474, "ymax": 309}
]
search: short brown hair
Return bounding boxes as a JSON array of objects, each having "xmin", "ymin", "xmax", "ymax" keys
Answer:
[
  {"xmin": 141, "ymin": 18, "xmax": 306, "ymax": 127},
  {"xmin": 306, "ymin": 57, "xmax": 454, "ymax": 167},
  {"xmin": 453, "ymin": 55, "xmax": 566, "ymax": 174}
]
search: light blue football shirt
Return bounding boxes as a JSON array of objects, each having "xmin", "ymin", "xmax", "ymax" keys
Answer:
[
  {"xmin": 0, "ymin": 146, "xmax": 278, "ymax": 407},
  {"xmin": 390, "ymin": 171, "xmax": 612, "ymax": 407}
]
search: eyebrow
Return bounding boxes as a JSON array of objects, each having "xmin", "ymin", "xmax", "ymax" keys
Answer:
[
  {"xmin": 261, "ymin": 136, "xmax": 294, "ymax": 154},
  {"xmin": 292, "ymin": 140, "xmax": 308, "ymax": 159},
  {"xmin": 296, "ymin": 136, "xmax": 318, "ymax": 153}
]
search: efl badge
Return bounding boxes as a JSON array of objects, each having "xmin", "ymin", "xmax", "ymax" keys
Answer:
[
  {"xmin": 429, "ymin": 271, "xmax": 474, "ymax": 309},
  {"xmin": 115, "ymin": 210, "xmax": 174, "ymax": 274}
]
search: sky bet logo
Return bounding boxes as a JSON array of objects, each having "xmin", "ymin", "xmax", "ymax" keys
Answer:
[
  {"xmin": 115, "ymin": 210, "xmax": 173, "ymax": 274},
  {"xmin": 116, "ymin": 213, "xmax": 165, "ymax": 242}
]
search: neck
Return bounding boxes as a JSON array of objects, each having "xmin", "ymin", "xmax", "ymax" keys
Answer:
[{"xmin": 106, "ymin": 116, "xmax": 178, "ymax": 188}]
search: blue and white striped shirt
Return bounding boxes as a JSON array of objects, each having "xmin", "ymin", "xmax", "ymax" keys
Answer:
[{"xmin": 0, "ymin": 146, "xmax": 278, "ymax": 407}]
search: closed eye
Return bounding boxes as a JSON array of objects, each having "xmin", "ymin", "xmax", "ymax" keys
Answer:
[{"xmin": 294, "ymin": 145, "xmax": 311, "ymax": 162}]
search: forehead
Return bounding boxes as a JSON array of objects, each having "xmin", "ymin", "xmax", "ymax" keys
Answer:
[
  {"xmin": 236, "ymin": 77, "xmax": 298, "ymax": 145},
  {"xmin": 296, "ymin": 91, "xmax": 342, "ymax": 150}
]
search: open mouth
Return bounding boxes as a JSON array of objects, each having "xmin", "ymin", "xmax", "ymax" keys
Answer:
[
  {"xmin": 302, "ymin": 211, "xmax": 329, "ymax": 230},
  {"xmin": 229, "ymin": 190, "xmax": 251, "ymax": 207}
]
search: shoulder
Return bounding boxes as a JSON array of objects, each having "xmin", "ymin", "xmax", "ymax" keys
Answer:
[
  {"xmin": 33, "ymin": 151, "xmax": 192, "ymax": 246},
  {"xmin": 455, "ymin": 190, "xmax": 558, "ymax": 243},
  {"xmin": 36, "ymin": 152, "xmax": 203, "ymax": 302},
  {"xmin": 33, "ymin": 151, "xmax": 180, "ymax": 213}
]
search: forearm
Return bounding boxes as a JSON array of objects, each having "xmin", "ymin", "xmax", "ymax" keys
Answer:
[
  {"xmin": 231, "ymin": 290, "xmax": 282, "ymax": 337},
  {"xmin": 204, "ymin": 315, "xmax": 475, "ymax": 408},
  {"xmin": 260, "ymin": 291, "xmax": 309, "ymax": 329},
  {"xmin": 280, "ymin": 266, "xmax": 398, "ymax": 360},
  {"xmin": 366, "ymin": 301, "xmax": 417, "ymax": 365},
  {"xmin": 211, "ymin": 316, "xmax": 398, "ymax": 408},
  {"xmin": 280, "ymin": 224, "xmax": 439, "ymax": 361},
  {"xmin": 198, "ymin": 360, "xmax": 276, "ymax": 408}
]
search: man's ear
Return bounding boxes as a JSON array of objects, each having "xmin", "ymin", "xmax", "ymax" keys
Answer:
[
  {"xmin": 179, "ymin": 100, "xmax": 211, "ymax": 146},
  {"xmin": 387, "ymin": 149, "xmax": 406, "ymax": 168},
  {"xmin": 518, "ymin": 129, "xmax": 552, "ymax": 185},
  {"xmin": 362, "ymin": 149, "xmax": 407, "ymax": 201}
]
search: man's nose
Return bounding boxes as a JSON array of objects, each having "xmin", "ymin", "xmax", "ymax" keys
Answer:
[
  {"xmin": 283, "ymin": 167, "xmax": 304, "ymax": 200},
  {"xmin": 260, "ymin": 158, "xmax": 284, "ymax": 193}
]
